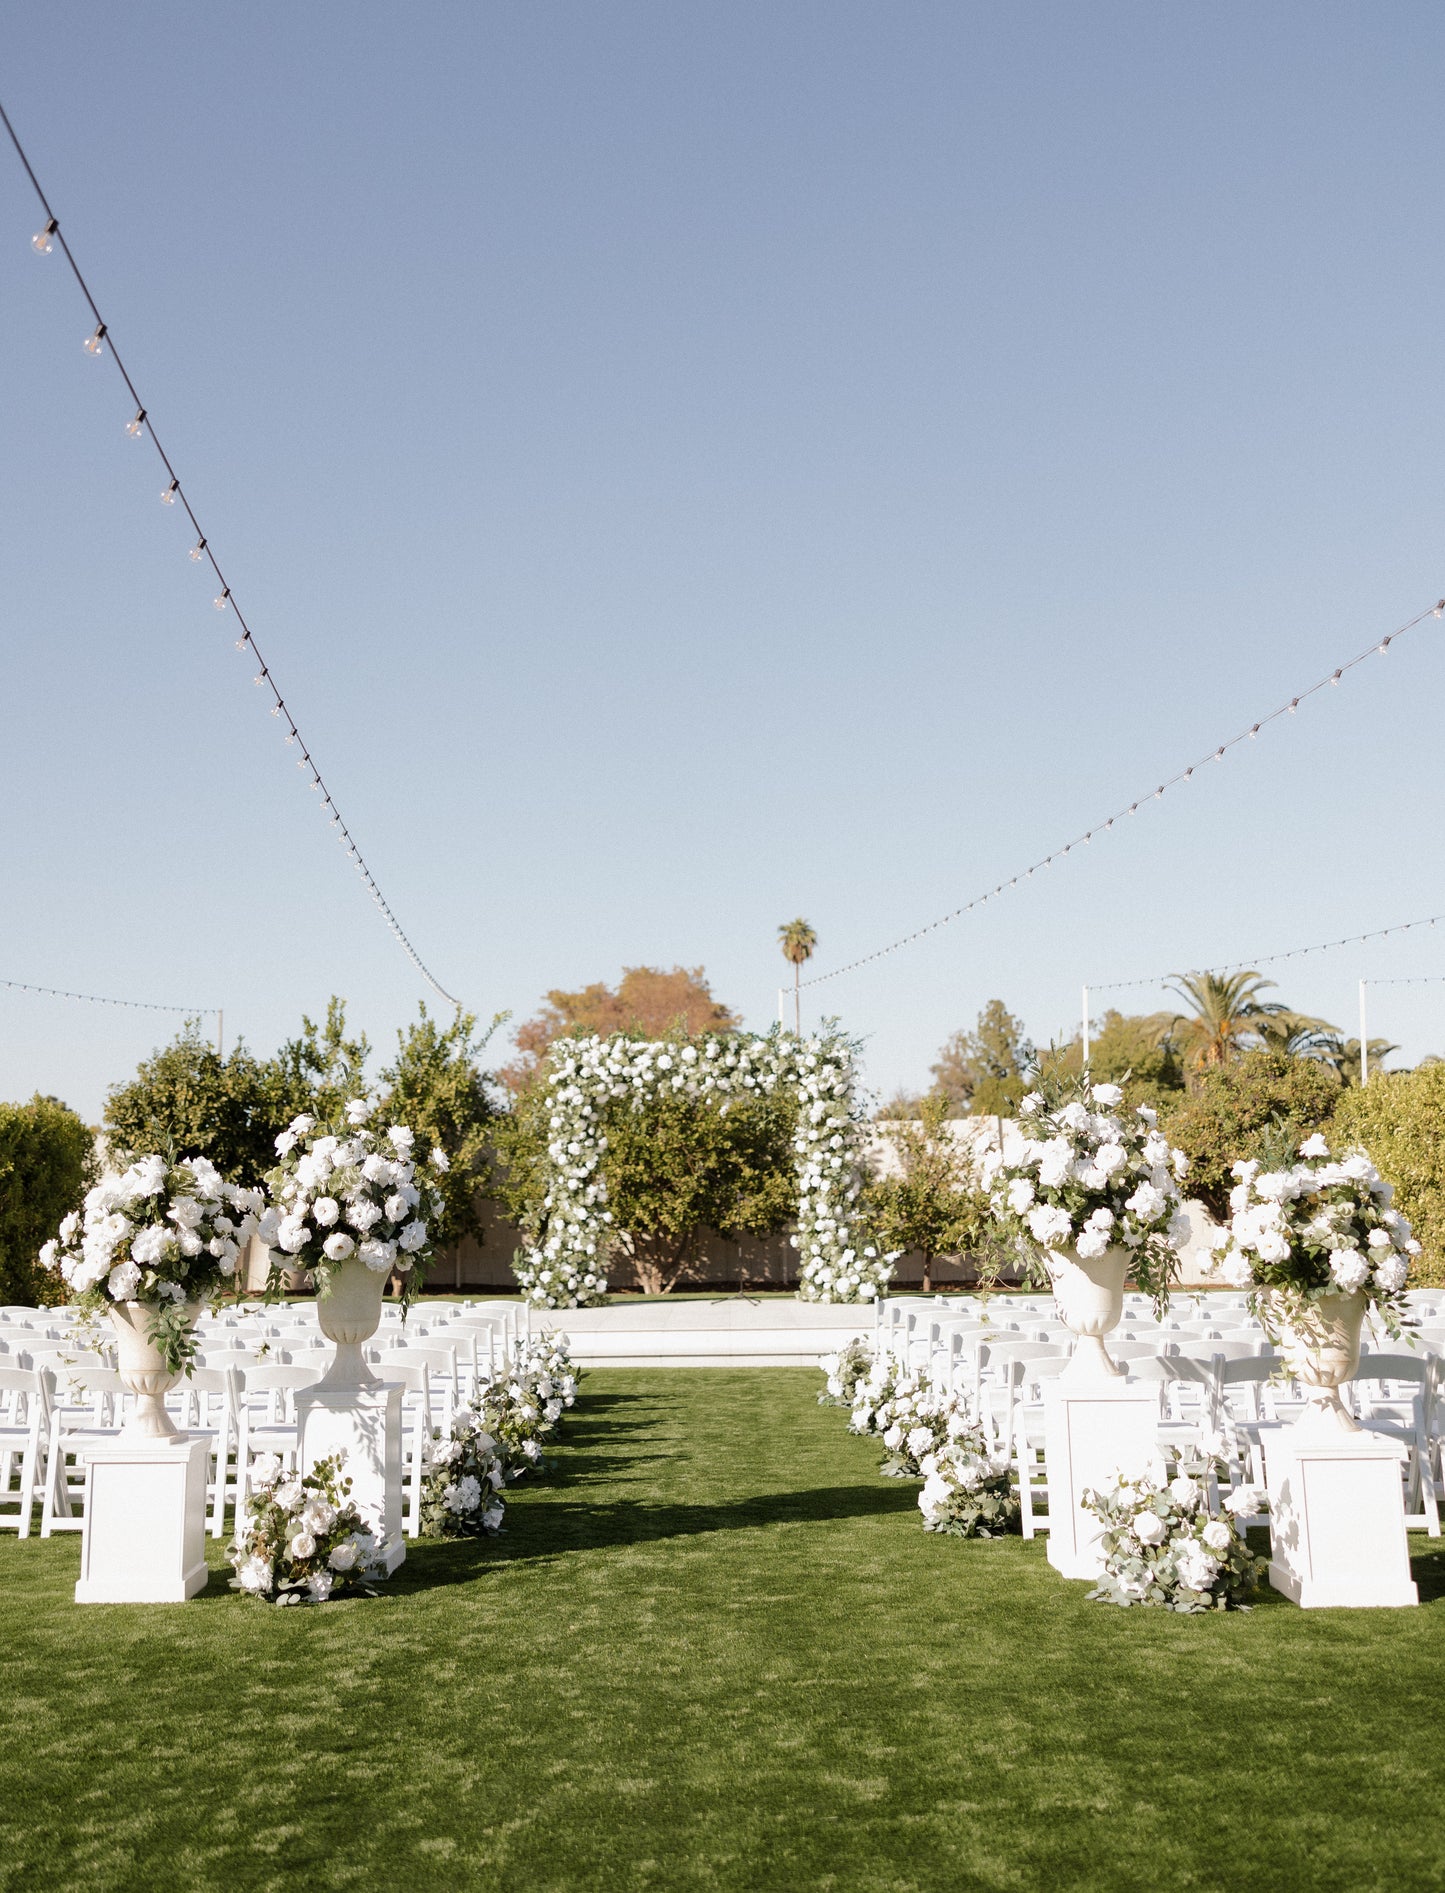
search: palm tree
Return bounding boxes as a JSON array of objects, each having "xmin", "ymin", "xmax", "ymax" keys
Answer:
[
  {"xmin": 777, "ymin": 919, "xmax": 817, "ymax": 1036},
  {"xmin": 1168, "ymin": 970, "xmax": 1288, "ymax": 1073}
]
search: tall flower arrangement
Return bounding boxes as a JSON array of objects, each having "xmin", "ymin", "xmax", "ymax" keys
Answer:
[
  {"xmin": 512, "ymin": 1028, "xmax": 893, "ymax": 1309},
  {"xmin": 983, "ymin": 1081, "xmax": 1191, "ymax": 1312},
  {"xmin": 41, "ymin": 1154, "xmax": 263, "ymax": 1371},
  {"xmin": 262, "ymin": 1097, "xmax": 448, "ymax": 1308},
  {"xmin": 1203, "ymin": 1133, "xmax": 1418, "ymax": 1336}
]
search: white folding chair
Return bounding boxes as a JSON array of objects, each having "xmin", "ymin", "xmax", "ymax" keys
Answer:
[
  {"xmin": 1347, "ymin": 1353, "xmax": 1441, "ymax": 1535},
  {"xmin": 41, "ymin": 1366, "xmax": 127, "ymax": 1536},
  {"xmin": 0, "ymin": 1365, "xmax": 54, "ymax": 1537},
  {"xmin": 233, "ymin": 1363, "xmax": 322, "ymax": 1530}
]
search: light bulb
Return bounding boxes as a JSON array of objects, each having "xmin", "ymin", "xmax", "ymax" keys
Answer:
[
  {"xmin": 214, "ymin": 589, "xmax": 230, "ymax": 610},
  {"xmin": 84, "ymin": 325, "xmax": 105, "ymax": 356},
  {"xmin": 189, "ymin": 538, "xmax": 207, "ymax": 561},
  {"xmin": 126, "ymin": 408, "xmax": 147, "ymax": 437},
  {"xmin": 233, "ymin": 638, "xmax": 247, "ymax": 651},
  {"xmin": 161, "ymin": 480, "xmax": 179, "ymax": 505},
  {"xmin": 32, "ymin": 221, "xmax": 56, "ymax": 254}
]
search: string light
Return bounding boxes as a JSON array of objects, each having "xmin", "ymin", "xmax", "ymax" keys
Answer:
[
  {"xmin": 802, "ymin": 593, "xmax": 1445, "ymax": 990},
  {"xmin": 161, "ymin": 478, "xmax": 178, "ymax": 505},
  {"xmin": 1, "ymin": 95, "xmax": 462, "ymax": 1010},
  {"xmin": 1, "ymin": 973, "xmax": 213, "ymax": 1016},
  {"xmin": 1090, "ymin": 910, "xmax": 1445, "ymax": 994},
  {"xmin": 83, "ymin": 323, "xmax": 104, "ymax": 355}
]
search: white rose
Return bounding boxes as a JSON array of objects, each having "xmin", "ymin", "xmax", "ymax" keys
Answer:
[
  {"xmin": 306, "ymin": 1570, "xmax": 334, "ymax": 1602},
  {"xmin": 1329, "ymin": 1250, "xmax": 1370, "ymax": 1293},
  {"xmin": 388, "ymin": 1126, "xmax": 415, "ymax": 1152},
  {"xmin": 1132, "ymin": 1511, "xmax": 1168, "ymax": 1546},
  {"xmin": 237, "ymin": 1554, "xmax": 273, "ymax": 1595},
  {"xmin": 1298, "ymin": 1132, "xmax": 1331, "ymax": 1158},
  {"xmin": 1094, "ymin": 1143, "xmax": 1128, "ymax": 1177},
  {"xmin": 312, "ymin": 1197, "xmax": 340, "ymax": 1228},
  {"xmin": 328, "ymin": 1538, "xmax": 359, "ymax": 1571},
  {"xmin": 384, "ymin": 1194, "xmax": 409, "ymax": 1224},
  {"xmin": 398, "ymin": 1220, "xmax": 428, "ymax": 1253},
  {"xmin": 1167, "ymin": 1476, "xmax": 1200, "ymax": 1510},
  {"xmin": 287, "ymin": 1530, "xmax": 317, "ymax": 1561},
  {"xmin": 1374, "ymin": 1255, "xmax": 1408, "ymax": 1293},
  {"xmin": 1174, "ymin": 1540, "xmax": 1219, "ymax": 1591},
  {"xmin": 1075, "ymin": 1227, "xmax": 1110, "ymax": 1260},
  {"xmin": 1090, "ymin": 1083, "xmax": 1124, "ymax": 1106},
  {"xmin": 322, "ymin": 1232, "xmax": 356, "ymax": 1262},
  {"xmin": 1202, "ymin": 1519, "xmax": 1233, "ymax": 1552}
]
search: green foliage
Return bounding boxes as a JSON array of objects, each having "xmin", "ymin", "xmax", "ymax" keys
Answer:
[
  {"xmin": 868, "ymin": 1094, "xmax": 989, "ymax": 1286},
  {"xmin": 0, "ymin": 1096, "xmax": 96, "ymax": 1306},
  {"xmin": 600, "ymin": 1072, "xmax": 797, "ymax": 1293},
  {"xmin": 104, "ymin": 999, "xmax": 370, "ymax": 1187},
  {"xmin": 1159, "ymin": 1051, "xmax": 1341, "ymax": 1220},
  {"xmin": 103, "ymin": 1023, "xmax": 278, "ymax": 1186},
  {"xmin": 934, "ymin": 1000, "xmax": 1034, "ymax": 1117},
  {"xmin": 1335, "ymin": 1065, "xmax": 1445, "ymax": 1287},
  {"xmin": 1040, "ymin": 1009, "xmax": 1185, "ymax": 1110},
  {"xmin": 378, "ymin": 1005, "xmax": 504, "ymax": 1251}
]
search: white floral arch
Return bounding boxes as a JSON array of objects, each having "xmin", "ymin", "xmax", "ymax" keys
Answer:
[{"xmin": 513, "ymin": 1028, "xmax": 895, "ymax": 1309}]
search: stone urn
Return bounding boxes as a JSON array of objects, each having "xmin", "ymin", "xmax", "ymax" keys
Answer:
[
  {"xmin": 110, "ymin": 1301, "xmax": 198, "ymax": 1439},
  {"xmin": 1261, "ymin": 1288, "xmax": 1366, "ymax": 1433},
  {"xmin": 314, "ymin": 1256, "xmax": 388, "ymax": 1392},
  {"xmin": 1050, "ymin": 1247, "xmax": 1130, "ymax": 1381}
]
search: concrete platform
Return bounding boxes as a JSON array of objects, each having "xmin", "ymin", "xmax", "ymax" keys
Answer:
[{"xmin": 534, "ymin": 1298, "xmax": 874, "ymax": 1367}]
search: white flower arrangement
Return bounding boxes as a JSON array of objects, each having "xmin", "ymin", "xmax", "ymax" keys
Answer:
[
  {"xmin": 515, "ymin": 1028, "xmax": 895, "ymax": 1309},
  {"xmin": 262, "ymin": 1097, "xmax": 448, "ymax": 1309},
  {"xmin": 984, "ymin": 1080, "xmax": 1191, "ymax": 1311},
  {"xmin": 475, "ymin": 1333, "xmax": 579, "ymax": 1479},
  {"xmin": 41, "ymin": 1154, "xmax": 265, "ymax": 1371},
  {"xmin": 848, "ymin": 1354, "xmax": 904, "ymax": 1440},
  {"xmin": 818, "ymin": 1336, "xmax": 876, "ymax": 1407},
  {"xmin": 1203, "ymin": 1133, "xmax": 1419, "ymax": 1337},
  {"xmin": 917, "ymin": 1434, "xmax": 1019, "ymax": 1538},
  {"xmin": 1083, "ymin": 1450, "xmax": 1268, "ymax": 1611},
  {"xmin": 229, "ymin": 1452, "xmax": 382, "ymax": 1603},
  {"xmin": 420, "ymin": 1407, "xmax": 508, "ymax": 1538}
]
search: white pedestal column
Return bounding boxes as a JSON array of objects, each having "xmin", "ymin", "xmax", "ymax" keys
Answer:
[
  {"xmin": 75, "ymin": 1435, "xmax": 210, "ymax": 1604},
  {"xmin": 1043, "ymin": 1380, "xmax": 1161, "ymax": 1579},
  {"xmin": 295, "ymin": 1383, "xmax": 406, "ymax": 1575},
  {"xmin": 1262, "ymin": 1423, "xmax": 1418, "ymax": 1609}
]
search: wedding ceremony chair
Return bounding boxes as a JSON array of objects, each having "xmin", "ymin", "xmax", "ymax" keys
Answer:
[{"xmin": 0, "ymin": 1364, "xmax": 54, "ymax": 1537}]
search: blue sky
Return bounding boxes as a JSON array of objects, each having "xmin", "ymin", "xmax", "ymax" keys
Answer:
[{"xmin": 3, "ymin": 2, "xmax": 1445, "ymax": 1120}]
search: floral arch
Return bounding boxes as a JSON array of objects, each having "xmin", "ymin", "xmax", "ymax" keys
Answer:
[{"xmin": 513, "ymin": 1028, "xmax": 895, "ymax": 1309}]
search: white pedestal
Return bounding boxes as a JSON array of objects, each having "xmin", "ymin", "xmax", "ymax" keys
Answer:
[
  {"xmin": 1044, "ymin": 1379, "xmax": 1162, "ymax": 1579},
  {"xmin": 75, "ymin": 1434, "xmax": 210, "ymax": 1604},
  {"xmin": 295, "ymin": 1383, "xmax": 406, "ymax": 1575},
  {"xmin": 1262, "ymin": 1421, "xmax": 1418, "ymax": 1609}
]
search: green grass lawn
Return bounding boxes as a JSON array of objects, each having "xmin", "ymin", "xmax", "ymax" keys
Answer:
[{"xmin": 2, "ymin": 1370, "xmax": 1444, "ymax": 1892}]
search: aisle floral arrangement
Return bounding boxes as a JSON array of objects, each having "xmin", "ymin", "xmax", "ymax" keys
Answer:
[
  {"xmin": 262, "ymin": 1098, "xmax": 448, "ymax": 1309},
  {"xmin": 1083, "ymin": 1452, "xmax": 1268, "ymax": 1611},
  {"xmin": 818, "ymin": 1336, "xmax": 875, "ymax": 1407},
  {"xmin": 475, "ymin": 1332, "xmax": 579, "ymax": 1480},
  {"xmin": 41, "ymin": 1154, "xmax": 265, "ymax": 1371},
  {"xmin": 420, "ymin": 1408, "xmax": 508, "ymax": 1538},
  {"xmin": 230, "ymin": 1453, "xmax": 383, "ymax": 1603},
  {"xmin": 983, "ymin": 1080, "xmax": 1191, "ymax": 1312},
  {"xmin": 918, "ymin": 1432, "xmax": 1019, "ymax": 1538},
  {"xmin": 1203, "ymin": 1133, "xmax": 1418, "ymax": 1337}
]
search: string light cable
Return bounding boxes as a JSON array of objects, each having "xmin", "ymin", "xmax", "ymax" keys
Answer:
[
  {"xmin": 0, "ymin": 974, "xmax": 213, "ymax": 1016},
  {"xmin": 1089, "ymin": 909, "xmax": 1445, "ymax": 995},
  {"xmin": 799, "ymin": 594, "xmax": 1445, "ymax": 990},
  {"xmin": 1, "ymin": 98, "xmax": 460, "ymax": 1007}
]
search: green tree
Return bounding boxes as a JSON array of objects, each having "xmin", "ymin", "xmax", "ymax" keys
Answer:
[
  {"xmin": 259, "ymin": 997, "xmax": 371, "ymax": 1131},
  {"xmin": 0, "ymin": 1096, "xmax": 97, "ymax": 1306},
  {"xmin": 103, "ymin": 1021, "xmax": 280, "ymax": 1184},
  {"xmin": 378, "ymin": 1004, "xmax": 504, "ymax": 1251},
  {"xmin": 1335, "ymin": 1065, "xmax": 1445, "ymax": 1287},
  {"xmin": 1038, "ymin": 1010, "xmax": 1185, "ymax": 1111},
  {"xmin": 1168, "ymin": 971, "xmax": 1289, "ymax": 1075},
  {"xmin": 777, "ymin": 919, "xmax": 818, "ymax": 1036},
  {"xmin": 869, "ymin": 1093, "xmax": 990, "ymax": 1290},
  {"xmin": 942, "ymin": 1001, "xmax": 1034, "ymax": 1117},
  {"xmin": 1159, "ymin": 1050, "xmax": 1341, "ymax": 1220}
]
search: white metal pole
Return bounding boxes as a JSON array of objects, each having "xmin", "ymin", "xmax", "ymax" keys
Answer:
[
  {"xmin": 217, "ymin": 1009, "xmax": 224, "ymax": 1058},
  {"xmin": 1081, "ymin": 986, "xmax": 1090, "ymax": 1077},
  {"xmin": 778, "ymin": 988, "xmax": 787, "ymax": 1032},
  {"xmin": 1359, "ymin": 980, "xmax": 1368, "ymax": 1087}
]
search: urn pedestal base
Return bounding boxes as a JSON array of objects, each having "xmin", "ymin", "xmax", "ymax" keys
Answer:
[
  {"xmin": 295, "ymin": 1383, "xmax": 406, "ymax": 1575},
  {"xmin": 74, "ymin": 1435, "xmax": 210, "ymax": 1604},
  {"xmin": 1044, "ymin": 1381, "xmax": 1161, "ymax": 1579},
  {"xmin": 1261, "ymin": 1422, "xmax": 1417, "ymax": 1609}
]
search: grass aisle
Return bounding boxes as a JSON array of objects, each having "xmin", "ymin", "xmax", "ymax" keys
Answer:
[{"xmin": 2, "ymin": 1370, "xmax": 1444, "ymax": 1891}]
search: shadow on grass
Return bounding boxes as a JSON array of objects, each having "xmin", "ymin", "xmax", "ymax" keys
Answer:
[
  {"xmin": 1410, "ymin": 1544, "xmax": 1445, "ymax": 1603},
  {"xmin": 381, "ymin": 1481, "xmax": 922, "ymax": 1589}
]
